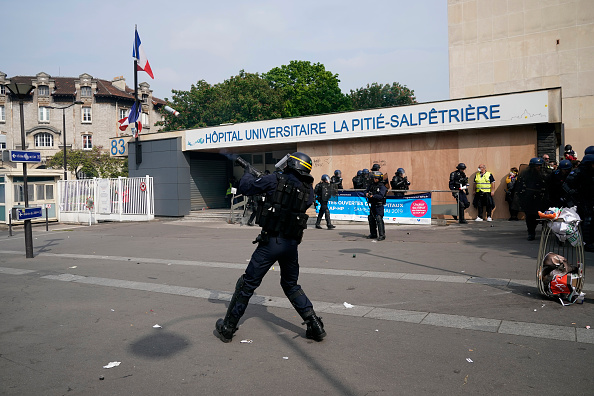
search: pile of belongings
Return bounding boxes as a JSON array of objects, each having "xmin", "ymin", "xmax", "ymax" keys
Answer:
[
  {"xmin": 540, "ymin": 252, "xmax": 585, "ymax": 305},
  {"xmin": 538, "ymin": 207, "xmax": 581, "ymax": 246}
]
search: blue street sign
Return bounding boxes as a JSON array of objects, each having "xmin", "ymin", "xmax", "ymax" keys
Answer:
[
  {"xmin": 10, "ymin": 150, "xmax": 41, "ymax": 163},
  {"xmin": 13, "ymin": 207, "xmax": 43, "ymax": 220}
]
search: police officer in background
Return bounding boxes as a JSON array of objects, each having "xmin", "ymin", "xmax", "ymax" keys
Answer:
[
  {"xmin": 563, "ymin": 154, "xmax": 594, "ymax": 251},
  {"xmin": 215, "ymin": 152, "xmax": 326, "ymax": 342},
  {"xmin": 548, "ymin": 159, "xmax": 572, "ymax": 207},
  {"xmin": 515, "ymin": 157, "xmax": 551, "ymax": 241},
  {"xmin": 361, "ymin": 168, "xmax": 371, "ymax": 188},
  {"xmin": 390, "ymin": 168, "xmax": 410, "ymax": 198},
  {"xmin": 449, "ymin": 163, "xmax": 470, "ymax": 224},
  {"xmin": 352, "ymin": 170, "xmax": 364, "ymax": 189},
  {"xmin": 314, "ymin": 174, "xmax": 336, "ymax": 230},
  {"xmin": 330, "ymin": 169, "xmax": 343, "ymax": 189},
  {"xmin": 366, "ymin": 171, "xmax": 388, "ymax": 241}
]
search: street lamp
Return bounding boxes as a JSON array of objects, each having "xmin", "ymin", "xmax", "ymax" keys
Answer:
[
  {"xmin": 48, "ymin": 101, "xmax": 84, "ymax": 180},
  {"xmin": 5, "ymin": 82, "xmax": 35, "ymax": 258}
]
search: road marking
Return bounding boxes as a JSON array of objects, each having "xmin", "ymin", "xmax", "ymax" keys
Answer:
[{"xmin": 0, "ymin": 266, "xmax": 592, "ymax": 344}]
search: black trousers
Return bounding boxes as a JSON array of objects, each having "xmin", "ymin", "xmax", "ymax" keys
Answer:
[
  {"xmin": 525, "ymin": 212, "xmax": 539, "ymax": 236},
  {"xmin": 475, "ymin": 192, "xmax": 492, "ymax": 217},
  {"xmin": 231, "ymin": 237, "xmax": 313, "ymax": 319},
  {"xmin": 316, "ymin": 201, "xmax": 332, "ymax": 226}
]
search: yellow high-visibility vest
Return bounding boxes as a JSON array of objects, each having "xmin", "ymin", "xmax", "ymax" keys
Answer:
[{"xmin": 475, "ymin": 172, "xmax": 493, "ymax": 192}]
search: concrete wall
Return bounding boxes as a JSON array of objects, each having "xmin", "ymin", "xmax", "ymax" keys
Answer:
[
  {"xmin": 448, "ymin": 0, "xmax": 594, "ymax": 156},
  {"xmin": 300, "ymin": 125, "xmax": 536, "ymax": 220},
  {"xmin": 129, "ymin": 137, "xmax": 191, "ymax": 217}
]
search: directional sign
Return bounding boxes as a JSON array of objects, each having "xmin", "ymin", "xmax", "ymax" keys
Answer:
[
  {"xmin": 10, "ymin": 150, "xmax": 41, "ymax": 163},
  {"xmin": 13, "ymin": 207, "xmax": 43, "ymax": 220}
]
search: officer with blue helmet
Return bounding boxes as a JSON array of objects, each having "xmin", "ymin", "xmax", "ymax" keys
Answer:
[
  {"xmin": 366, "ymin": 171, "xmax": 387, "ymax": 241},
  {"xmin": 516, "ymin": 157, "xmax": 551, "ymax": 240},
  {"xmin": 548, "ymin": 159, "xmax": 573, "ymax": 207},
  {"xmin": 563, "ymin": 154, "xmax": 594, "ymax": 251},
  {"xmin": 330, "ymin": 169, "xmax": 343, "ymax": 189},
  {"xmin": 352, "ymin": 170, "xmax": 365, "ymax": 189},
  {"xmin": 449, "ymin": 163, "xmax": 470, "ymax": 224},
  {"xmin": 216, "ymin": 152, "xmax": 326, "ymax": 342},
  {"xmin": 314, "ymin": 174, "xmax": 336, "ymax": 230},
  {"xmin": 390, "ymin": 168, "xmax": 410, "ymax": 198},
  {"xmin": 585, "ymin": 146, "xmax": 594, "ymax": 156}
]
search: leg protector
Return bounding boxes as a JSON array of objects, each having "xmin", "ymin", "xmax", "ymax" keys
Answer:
[
  {"xmin": 299, "ymin": 309, "xmax": 326, "ymax": 341},
  {"xmin": 367, "ymin": 215, "xmax": 377, "ymax": 238},
  {"xmin": 215, "ymin": 276, "xmax": 250, "ymax": 343},
  {"xmin": 376, "ymin": 215, "xmax": 385, "ymax": 241}
]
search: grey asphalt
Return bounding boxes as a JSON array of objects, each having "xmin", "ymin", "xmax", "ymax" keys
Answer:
[{"xmin": 0, "ymin": 218, "xmax": 592, "ymax": 395}]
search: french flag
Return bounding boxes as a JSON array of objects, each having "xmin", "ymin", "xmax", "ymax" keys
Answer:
[
  {"xmin": 118, "ymin": 101, "xmax": 142, "ymax": 134},
  {"xmin": 133, "ymin": 29, "xmax": 154, "ymax": 79}
]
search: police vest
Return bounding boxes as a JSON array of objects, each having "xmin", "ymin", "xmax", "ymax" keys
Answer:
[
  {"xmin": 475, "ymin": 172, "xmax": 493, "ymax": 192},
  {"xmin": 256, "ymin": 174, "xmax": 310, "ymax": 243}
]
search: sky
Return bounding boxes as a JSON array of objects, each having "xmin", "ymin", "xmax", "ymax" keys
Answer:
[{"xmin": 3, "ymin": 0, "xmax": 449, "ymax": 104}]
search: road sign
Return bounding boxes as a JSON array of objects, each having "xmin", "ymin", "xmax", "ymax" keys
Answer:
[
  {"xmin": 12, "ymin": 207, "xmax": 43, "ymax": 220},
  {"xmin": 10, "ymin": 150, "xmax": 41, "ymax": 163}
]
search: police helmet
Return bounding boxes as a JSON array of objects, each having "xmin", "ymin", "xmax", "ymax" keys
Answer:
[
  {"xmin": 321, "ymin": 174, "xmax": 330, "ymax": 182},
  {"xmin": 565, "ymin": 144, "xmax": 572, "ymax": 151},
  {"xmin": 286, "ymin": 152, "xmax": 313, "ymax": 176},
  {"xmin": 456, "ymin": 163, "xmax": 466, "ymax": 170},
  {"xmin": 397, "ymin": 168, "xmax": 405, "ymax": 175},
  {"xmin": 529, "ymin": 157, "xmax": 544, "ymax": 167},
  {"xmin": 334, "ymin": 169, "xmax": 341, "ymax": 177},
  {"xmin": 585, "ymin": 146, "xmax": 594, "ymax": 155},
  {"xmin": 362, "ymin": 169, "xmax": 370, "ymax": 175},
  {"xmin": 357, "ymin": 170, "xmax": 362, "ymax": 176},
  {"xmin": 558, "ymin": 159, "xmax": 572, "ymax": 170},
  {"xmin": 371, "ymin": 171, "xmax": 383, "ymax": 181},
  {"xmin": 582, "ymin": 154, "xmax": 594, "ymax": 164},
  {"xmin": 371, "ymin": 164, "xmax": 381, "ymax": 171}
]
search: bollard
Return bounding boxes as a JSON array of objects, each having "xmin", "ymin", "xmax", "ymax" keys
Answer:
[
  {"xmin": 45, "ymin": 207, "xmax": 49, "ymax": 231},
  {"xmin": 8, "ymin": 211, "xmax": 12, "ymax": 237}
]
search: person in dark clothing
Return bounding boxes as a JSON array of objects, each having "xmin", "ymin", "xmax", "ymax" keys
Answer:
[
  {"xmin": 505, "ymin": 167, "xmax": 519, "ymax": 220},
  {"xmin": 330, "ymin": 170, "xmax": 343, "ymax": 189},
  {"xmin": 563, "ymin": 154, "xmax": 594, "ymax": 252},
  {"xmin": 314, "ymin": 174, "xmax": 335, "ymax": 230},
  {"xmin": 362, "ymin": 168, "xmax": 371, "ymax": 188},
  {"xmin": 390, "ymin": 168, "xmax": 410, "ymax": 198},
  {"xmin": 215, "ymin": 152, "xmax": 326, "ymax": 343},
  {"xmin": 449, "ymin": 163, "xmax": 470, "ymax": 224},
  {"xmin": 548, "ymin": 159, "xmax": 572, "ymax": 208},
  {"xmin": 515, "ymin": 157, "xmax": 551, "ymax": 240},
  {"xmin": 366, "ymin": 171, "xmax": 388, "ymax": 241},
  {"xmin": 352, "ymin": 170, "xmax": 365, "ymax": 189}
]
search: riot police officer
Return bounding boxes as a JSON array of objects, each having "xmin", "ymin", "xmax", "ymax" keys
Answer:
[
  {"xmin": 362, "ymin": 168, "xmax": 371, "ymax": 188},
  {"xmin": 315, "ymin": 174, "xmax": 336, "ymax": 230},
  {"xmin": 390, "ymin": 168, "xmax": 410, "ymax": 198},
  {"xmin": 515, "ymin": 157, "xmax": 551, "ymax": 240},
  {"xmin": 366, "ymin": 171, "xmax": 387, "ymax": 241},
  {"xmin": 352, "ymin": 170, "xmax": 364, "ymax": 189},
  {"xmin": 563, "ymin": 154, "xmax": 594, "ymax": 251},
  {"xmin": 330, "ymin": 169, "xmax": 343, "ymax": 189},
  {"xmin": 215, "ymin": 152, "xmax": 326, "ymax": 342},
  {"xmin": 449, "ymin": 163, "xmax": 470, "ymax": 224},
  {"xmin": 548, "ymin": 159, "xmax": 572, "ymax": 207}
]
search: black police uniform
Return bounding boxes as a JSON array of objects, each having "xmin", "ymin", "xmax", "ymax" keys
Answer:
[
  {"xmin": 563, "ymin": 161, "xmax": 594, "ymax": 251},
  {"xmin": 449, "ymin": 168, "xmax": 470, "ymax": 223},
  {"xmin": 366, "ymin": 177, "xmax": 388, "ymax": 241},
  {"xmin": 548, "ymin": 168, "xmax": 571, "ymax": 208},
  {"xmin": 215, "ymin": 164, "xmax": 326, "ymax": 342},
  {"xmin": 515, "ymin": 165, "xmax": 551, "ymax": 240},
  {"xmin": 390, "ymin": 174, "xmax": 410, "ymax": 198},
  {"xmin": 314, "ymin": 180, "xmax": 335, "ymax": 229},
  {"xmin": 352, "ymin": 173, "xmax": 365, "ymax": 189},
  {"xmin": 330, "ymin": 173, "xmax": 343, "ymax": 189}
]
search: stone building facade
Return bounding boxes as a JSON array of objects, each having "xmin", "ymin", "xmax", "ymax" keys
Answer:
[
  {"xmin": 0, "ymin": 71, "xmax": 165, "ymax": 174},
  {"xmin": 448, "ymin": 0, "xmax": 594, "ymax": 156}
]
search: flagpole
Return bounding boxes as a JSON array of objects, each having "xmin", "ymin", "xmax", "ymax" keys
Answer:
[{"xmin": 134, "ymin": 24, "xmax": 142, "ymax": 165}]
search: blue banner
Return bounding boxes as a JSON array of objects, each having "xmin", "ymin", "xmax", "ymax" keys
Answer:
[{"xmin": 316, "ymin": 191, "xmax": 432, "ymax": 225}]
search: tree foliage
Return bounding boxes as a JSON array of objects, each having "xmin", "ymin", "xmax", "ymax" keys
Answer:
[
  {"xmin": 349, "ymin": 82, "xmax": 417, "ymax": 110},
  {"xmin": 46, "ymin": 147, "xmax": 127, "ymax": 179},
  {"xmin": 263, "ymin": 60, "xmax": 352, "ymax": 117}
]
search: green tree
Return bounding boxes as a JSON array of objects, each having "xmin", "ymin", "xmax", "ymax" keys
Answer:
[
  {"xmin": 263, "ymin": 60, "xmax": 352, "ymax": 117},
  {"xmin": 46, "ymin": 147, "xmax": 127, "ymax": 179},
  {"xmin": 349, "ymin": 82, "xmax": 417, "ymax": 110}
]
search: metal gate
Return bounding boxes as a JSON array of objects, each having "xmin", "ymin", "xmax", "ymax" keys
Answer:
[{"xmin": 190, "ymin": 154, "xmax": 229, "ymax": 210}]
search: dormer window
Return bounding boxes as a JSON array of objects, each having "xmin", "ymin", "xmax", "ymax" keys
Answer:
[
  {"xmin": 81, "ymin": 86, "xmax": 92, "ymax": 97},
  {"xmin": 38, "ymin": 85, "xmax": 50, "ymax": 96},
  {"xmin": 0, "ymin": 85, "xmax": 5, "ymax": 95},
  {"xmin": 142, "ymin": 93, "xmax": 149, "ymax": 104}
]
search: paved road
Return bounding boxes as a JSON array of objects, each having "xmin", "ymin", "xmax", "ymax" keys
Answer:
[{"xmin": 0, "ymin": 219, "xmax": 592, "ymax": 395}]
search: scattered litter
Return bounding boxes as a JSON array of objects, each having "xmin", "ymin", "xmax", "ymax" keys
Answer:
[
  {"xmin": 463, "ymin": 375, "xmax": 468, "ymax": 385},
  {"xmin": 534, "ymin": 309, "xmax": 537, "ymax": 312},
  {"xmin": 153, "ymin": 324, "xmax": 162, "ymax": 328},
  {"xmin": 469, "ymin": 349, "xmax": 473, "ymax": 352},
  {"xmin": 587, "ymin": 326, "xmax": 591, "ymax": 330},
  {"xmin": 240, "ymin": 339, "xmax": 253, "ymax": 343},
  {"xmin": 371, "ymin": 240, "xmax": 377, "ymax": 243},
  {"xmin": 167, "ymin": 263, "xmax": 172, "ymax": 266},
  {"xmin": 375, "ymin": 329, "xmax": 379, "ymax": 332},
  {"xmin": 572, "ymin": 322, "xmax": 576, "ymax": 325},
  {"xmin": 69, "ymin": 266, "xmax": 77, "ymax": 269},
  {"xmin": 111, "ymin": 309, "xmax": 115, "ymax": 312},
  {"xmin": 527, "ymin": 293, "xmax": 531, "ymax": 295},
  {"xmin": 461, "ymin": 271, "xmax": 465, "ymax": 273},
  {"xmin": 99, "ymin": 376, "xmax": 104, "ymax": 380},
  {"xmin": 352, "ymin": 254, "xmax": 356, "ymax": 258},
  {"xmin": 282, "ymin": 357, "xmax": 288, "ymax": 360},
  {"xmin": 103, "ymin": 362, "xmax": 121, "ymax": 369},
  {"xmin": 541, "ymin": 304, "xmax": 545, "ymax": 308},
  {"xmin": 466, "ymin": 358, "xmax": 473, "ymax": 363},
  {"xmin": 343, "ymin": 302, "xmax": 354, "ymax": 308}
]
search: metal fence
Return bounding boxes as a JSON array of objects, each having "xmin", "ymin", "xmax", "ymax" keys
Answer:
[{"xmin": 58, "ymin": 176, "xmax": 154, "ymax": 223}]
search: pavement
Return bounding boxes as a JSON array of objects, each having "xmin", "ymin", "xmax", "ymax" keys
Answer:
[{"xmin": 0, "ymin": 217, "xmax": 592, "ymax": 395}]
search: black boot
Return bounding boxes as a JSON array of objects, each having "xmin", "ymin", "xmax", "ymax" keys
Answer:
[
  {"xmin": 367, "ymin": 215, "xmax": 377, "ymax": 238},
  {"xmin": 376, "ymin": 215, "xmax": 385, "ymax": 241},
  {"xmin": 300, "ymin": 310, "xmax": 326, "ymax": 341},
  {"xmin": 215, "ymin": 276, "xmax": 250, "ymax": 343}
]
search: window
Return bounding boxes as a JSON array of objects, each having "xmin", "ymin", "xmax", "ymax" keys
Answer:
[
  {"xmin": 46, "ymin": 185, "xmax": 54, "ymax": 200},
  {"xmin": 141, "ymin": 112, "xmax": 149, "ymax": 127},
  {"xmin": 38, "ymin": 85, "xmax": 50, "ymax": 96},
  {"xmin": 0, "ymin": 142, "xmax": 6, "ymax": 149},
  {"xmin": 0, "ymin": 105, "xmax": 5, "ymax": 122},
  {"xmin": 82, "ymin": 107, "xmax": 92, "ymax": 123},
  {"xmin": 34, "ymin": 132, "xmax": 53, "ymax": 147},
  {"xmin": 142, "ymin": 93, "xmax": 149, "ymax": 104},
  {"xmin": 39, "ymin": 107, "xmax": 50, "ymax": 122},
  {"xmin": 14, "ymin": 185, "xmax": 24, "ymax": 202},
  {"xmin": 36, "ymin": 185, "xmax": 45, "ymax": 200},
  {"xmin": 119, "ymin": 108, "xmax": 128, "ymax": 120},
  {"xmin": 0, "ymin": 85, "xmax": 5, "ymax": 95},
  {"xmin": 81, "ymin": 86, "xmax": 92, "ymax": 97},
  {"xmin": 82, "ymin": 134, "xmax": 92, "ymax": 149}
]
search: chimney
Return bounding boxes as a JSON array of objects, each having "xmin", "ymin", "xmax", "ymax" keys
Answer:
[{"xmin": 112, "ymin": 76, "xmax": 126, "ymax": 91}]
